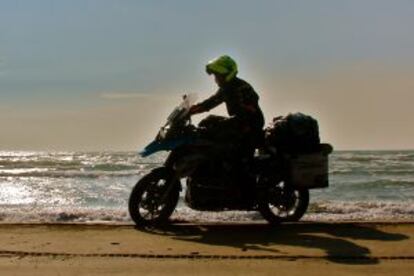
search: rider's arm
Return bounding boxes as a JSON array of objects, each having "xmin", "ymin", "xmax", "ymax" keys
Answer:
[{"xmin": 190, "ymin": 90, "xmax": 225, "ymax": 115}]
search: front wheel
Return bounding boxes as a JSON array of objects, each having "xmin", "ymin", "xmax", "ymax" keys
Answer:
[
  {"xmin": 258, "ymin": 180, "xmax": 309, "ymax": 225},
  {"xmin": 128, "ymin": 167, "xmax": 180, "ymax": 226}
]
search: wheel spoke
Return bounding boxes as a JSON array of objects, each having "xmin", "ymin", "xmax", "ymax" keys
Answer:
[
  {"xmin": 267, "ymin": 181, "xmax": 301, "ymax": 219},
  {"xmin": 137, "ymin": 178, "xmax": 170, "ymax": 221},
  {"xmin": 142, "ymin": 211, "xmax": 151, "ymax": 219}
]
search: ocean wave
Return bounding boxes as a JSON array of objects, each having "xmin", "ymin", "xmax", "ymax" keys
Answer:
[
  {"xmin": 0, "ymin": 200, "xmax": 413, "ymax": 223},
  {"xmin": 341, "ymin": 179, "xmax": 414, "ymax": 188},
  {"xmin": 0, "ymin": 159, "xmax": 159, "ymax": 168},
  {"xmin": 305, "ymin": 201, "xmax": 414, "ymax": 221},
  {"xmin": 0, "ymin": 170, "xmax": 144, "ymax": 179},
  {"xmin": 0, "ymin": 207, "xmax": 131, "ymax": 223},
  {"xmin": 369, "ymin": 169, "xmax": 414, "ymax": 176},
  {"xmin": 335, "ymin": 156, "xmax": 380, "ymax": 163},
  {"xmin": 333, "ymin": 152, "xmax": 414, "ymax": 163}
]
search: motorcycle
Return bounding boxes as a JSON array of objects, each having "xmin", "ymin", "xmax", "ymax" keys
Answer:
[{"xmin": 128, "ymin": 94, "xmax": 333, "ymax": 226}]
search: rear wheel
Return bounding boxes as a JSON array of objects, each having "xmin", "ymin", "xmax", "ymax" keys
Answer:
[
  {"xmin": 128, "ymin": 167, "xmax": 180, "ymax": 226},
  {"xmin": 258, "ymin": 180, "xmax": 309, "ymax": 225}
]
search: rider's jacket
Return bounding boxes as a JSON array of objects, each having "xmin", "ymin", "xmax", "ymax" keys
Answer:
[{"xmin": 194, "ymin": 77, "xmax": 265, "ymax": 132}]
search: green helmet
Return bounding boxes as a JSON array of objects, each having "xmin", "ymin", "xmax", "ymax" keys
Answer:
[{"xmin": 205, "ymin": 55, "xmax": 238, "ymax": 82}]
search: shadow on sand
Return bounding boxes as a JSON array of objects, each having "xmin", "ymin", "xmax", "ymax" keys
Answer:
[{"xmin": 136, "ymin": 222, "xmax": 409, "ymax": 265}]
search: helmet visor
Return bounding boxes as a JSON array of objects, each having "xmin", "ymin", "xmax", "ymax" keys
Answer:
[
  {"xmin": 206, "ymin": 64, "xmax": 227, "ymax": 76},
  {"xmin": 205, "ymin": 66, "xmax": 213, "ymax": 75}
]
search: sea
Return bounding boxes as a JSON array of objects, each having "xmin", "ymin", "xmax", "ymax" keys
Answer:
[{"xmin": 0, "ymin": 150, "xmax": 414, "ymax": 224}]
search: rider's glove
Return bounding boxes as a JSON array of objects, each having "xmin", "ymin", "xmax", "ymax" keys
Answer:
[{"xmin": 189, "ymin": 105, "xmax": 203, "ymax": 115}]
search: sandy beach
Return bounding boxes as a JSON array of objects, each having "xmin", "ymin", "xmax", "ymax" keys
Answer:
[{"xmin": 0, "ymin": 222, "xmax": 413, "ymax": 275}]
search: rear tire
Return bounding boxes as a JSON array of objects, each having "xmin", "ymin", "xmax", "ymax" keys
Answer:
[
  {"xmin": 258, "ymin": 181, "xmax": 309, "ymax": 225},
  {"xmin": 128, "ymin": 167, "xmax": 180, "ymax": 226}
]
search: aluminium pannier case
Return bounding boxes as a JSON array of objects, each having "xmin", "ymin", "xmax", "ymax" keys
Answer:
[{"xmin": 287, "ymin": 144, "xmax": 333, "ymax": 189}]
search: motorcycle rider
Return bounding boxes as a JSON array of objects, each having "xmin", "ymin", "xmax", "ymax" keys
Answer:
[{"xmin": 189, "ymin": 55, "xmax": 265, "ymax": 156}]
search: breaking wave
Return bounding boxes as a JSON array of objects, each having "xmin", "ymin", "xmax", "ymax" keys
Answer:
[{"xmin": 0, "ymin": 201, "xmax": 413, "ymax": 224}]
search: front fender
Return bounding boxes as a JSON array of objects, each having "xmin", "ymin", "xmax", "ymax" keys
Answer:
[{"xmin": 139, "ymin": 138, "xmax": 195, "ymax": 157}]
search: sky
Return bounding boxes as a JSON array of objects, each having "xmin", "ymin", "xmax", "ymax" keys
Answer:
[{"xmin": 0, "ymin": 0, "xmax": 413, "ymax": 151}]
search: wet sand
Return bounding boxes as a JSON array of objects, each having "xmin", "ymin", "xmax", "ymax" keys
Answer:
[{"xmin": 0, "ymin": 222, "xmax": 413, "ymax": 275}]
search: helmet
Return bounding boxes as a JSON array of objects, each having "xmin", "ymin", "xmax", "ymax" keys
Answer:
[{"xmin": 205, "ymin": 55, "xmax": 238, "ymax": 82}]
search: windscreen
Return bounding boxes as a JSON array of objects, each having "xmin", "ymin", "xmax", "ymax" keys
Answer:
[
  {"xmin": 166, "ymin": 93, "xmax": 198, "ymax": 124},
  {"xmin": 182, "ymin": 93, "xmax": 198, "ymax": 112}
]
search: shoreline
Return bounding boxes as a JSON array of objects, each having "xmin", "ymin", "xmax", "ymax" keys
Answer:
[{"xmin": 1, "ymin": 220, "xmax": 414, "ymax": 226}]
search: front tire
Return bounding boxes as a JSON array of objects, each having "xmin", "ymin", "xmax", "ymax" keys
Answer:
[
  {"xmin": 258, "ymin": 181, "xmax": 309, "ymax": 225},
  {"xmin": 128, "ymin": 167, "xmax": 180, "ymax": 226}
]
